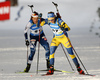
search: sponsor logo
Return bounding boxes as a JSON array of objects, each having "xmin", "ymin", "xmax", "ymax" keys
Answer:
[
  {"xmin": 30, "ymin": 39, "xmax": 36, "ymax": 42},
  {"xmin": 0, "ymin": 1, "xmax": 10, "ymax": 21},
  {"xmin": 65, "ymin": 41, "xmax": 69, "ymax": 44},
  {"xmin": 59, "ymin": 20, "xmax": 63, "ymax": 23},
  {"xmin": 42, "ymin": 36, "xmax": 47, "ymax": 41},
  {"xmin": 30, "ymin": 39, "xmax": 36, "ymax": 45},
  {"xmin": 0, "ymin": 6, "xmax": 10, "ymax": 14},
  {"xmin": 51, "ymin": 42, "xmax": 56, "ymax": 44}
]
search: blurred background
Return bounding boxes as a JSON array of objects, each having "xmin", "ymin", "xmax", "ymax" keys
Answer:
[
  {"xmin": 0, "ymin": 0, "xmax": 100, "ymax": 48},
  {"xmin": 0, "ymin": 0, "xmax": 100, "ymax": 33},
  {"xmin": 0, "ymin": 0, "xmax": 100, "ymax": 26}
]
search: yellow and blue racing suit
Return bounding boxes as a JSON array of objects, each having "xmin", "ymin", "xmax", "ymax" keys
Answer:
[{"xmin": 41, "ymin": 17, "xmax": 79, "ymax": 67}]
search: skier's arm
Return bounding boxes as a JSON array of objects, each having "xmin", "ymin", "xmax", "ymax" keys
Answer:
[
  {"xmin": 58, "ymin": 18, "xmax": 70, "ymax": 31},
  {"xmin": 61, "ymin": 22, "xmax": 70, "ymax": 31},
  {"xmin": 40, "ymin": 19, "xmax": 48, "ymax": 26},
  {"xmin": 24, "ymin": 22, "xmax": 32, "ymax": 40}
]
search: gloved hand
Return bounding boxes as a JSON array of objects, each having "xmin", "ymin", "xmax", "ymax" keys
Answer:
[
  {"xmin": 38, "ymin": 13, "xmax": 42, "ymax": 18},
  {"xmin": 61, "ymin": 27, "xmax": 65, "ymax": 31},
  {"xmin": 25, "ymin": 40, "xmax": 29, "ymax": 46}
]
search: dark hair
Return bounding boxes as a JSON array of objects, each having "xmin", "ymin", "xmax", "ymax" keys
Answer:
[
  {"xmin": 48, "ymin": 11, "xmax": 56, "ymax": 17},
  {"xmin": 33, "ymin": 11, "xmax": 38, "ymax": 15},
  {"xmin": 48, "ymin": 11, "xmax": 55, "ymax": 14}
]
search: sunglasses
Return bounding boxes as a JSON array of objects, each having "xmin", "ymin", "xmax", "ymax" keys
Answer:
[{"xmin": 48, "ymin": 19, "xmax": 54, "ymax": 21}]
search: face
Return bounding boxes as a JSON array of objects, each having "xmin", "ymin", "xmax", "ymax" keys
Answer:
[
  {"xmin": 32, "ymin": 17, "xmax": 38, "ymax": 24},
  {"xmin": 48, "ymin": 17, "xmax": 55, "ymax": 23}
]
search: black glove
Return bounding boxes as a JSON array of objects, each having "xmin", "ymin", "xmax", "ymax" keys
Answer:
[
  {"xmin": 25, "ymin": 40, "xmax": 29, "ymax": 46},
  {"xmin": 61, "ymin": 27, "xmax": 65, "ymax": 31}
]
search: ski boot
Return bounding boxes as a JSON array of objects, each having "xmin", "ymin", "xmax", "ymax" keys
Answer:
[
  {"xmin": 46, "ymin": 65, "xmax": 54, "ymax": 75},
  {"xmin": 24, "ymin": 63, "xmax": 31, "ymax": 72},
  {"xmin": 46, "ymin": 59, "xmax": 50, "ymax": 70},
  {"xmin": 77, "ymin": 66, "xmax": 85, "ymax": 74}
]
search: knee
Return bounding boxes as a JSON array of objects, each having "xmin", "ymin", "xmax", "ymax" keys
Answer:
[
  {"xmin": 44, "ymin": 45, "xmax": 50, "ymax": 51},
  {"xmin": 50, "ymin": 46, "xmax": 57, "ymax": 54},
  {"xmin": 66, "ymin": 47, "xmax": 74, "ymax": 55}
]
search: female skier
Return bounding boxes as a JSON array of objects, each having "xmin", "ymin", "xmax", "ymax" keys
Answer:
[
  {"xmin": 24, "ymin": 11, "xmax": 50, "ymax": 72},
  {"xmin": 40, "ymin": 12, "xmax": 85, "ymax": 75}
]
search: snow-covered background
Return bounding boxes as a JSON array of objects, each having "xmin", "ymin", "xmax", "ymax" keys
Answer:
[{"xmin": 0, "ymin": 0, "xmax": 100, "ymax": 80}]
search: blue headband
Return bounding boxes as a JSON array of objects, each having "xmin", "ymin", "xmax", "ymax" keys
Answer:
[{"xmin": 47, "ymin": 13, "xmax": 55, "ymax": 18}]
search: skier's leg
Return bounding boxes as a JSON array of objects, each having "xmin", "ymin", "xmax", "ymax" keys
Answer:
[
  {"xmin": 24, "ymin": 39, "xmax": 37, "ymax": 72},
  {"xmin": 40, "ymin": 36, "xmax": 50, "ymax": 60},
  {"xmin": 66, "ymin": 47, "xmax": 79, "ymax": 66},
  {"xmin": 47, "ymin": 37, "xmax": 60, "ymax": 74},
  {"xmin": 61, "ymin": 35, "xmax": 85, "ymax": 74},
  {"xmin": 40, "ymin": 36, "xmax": 50, "ymax": 69},
  {"xmin": 66, "ymin": 47, "xmax": 85, "ymax": 74},
  {"xmin": 28, "ymin": 39, "xmax": 37, "ymax": 62}
]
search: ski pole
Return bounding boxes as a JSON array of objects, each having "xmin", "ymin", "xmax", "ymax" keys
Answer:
[
  {"xmin": 52, "ymin": 1, "xmax": 74, "ymax": 71},
  {"xmin": 52, "ymin": 2, "xmax": 88, "ymax": 74},
  {"xmin": 60, "ymin": 44, "xmax": 74, "ymax": 71},
  {"xmin": 28, "ymin": 5, "xmax": 34, "ymax": 13},
  {"xmin": 28, "ymin": 4, "xmax": 40, "ymax": 74},
  {"xmin": 37, "ymin": 30, "xmax": 40, "ymax": 74},
  {"xmin": 52, "ymin": 2, "xmax": 59, "ymax": 12},
  {"xmin": 36, "ymin": 13, "xmax": 42, "ymax": 74},
  {"xmin": 27, "ymin": 46, "xmax": 28, "ymax": 63},
  {"xmin": 37, "ymin": 33, "xmax": 40, "ymax": 74}
]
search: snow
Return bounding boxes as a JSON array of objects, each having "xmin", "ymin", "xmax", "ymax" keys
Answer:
[{"xmin": 0, "ymin": 0, "xmax": 100, "ymax": 80}]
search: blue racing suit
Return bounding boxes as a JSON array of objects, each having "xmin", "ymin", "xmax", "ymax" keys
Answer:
[{"xmin": 24, "ymin": 18, "xmax": 50, "ymax": 64}]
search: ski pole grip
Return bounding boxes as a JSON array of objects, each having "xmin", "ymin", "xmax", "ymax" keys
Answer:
[
  {"xmin": 28, "ymin": 5, "xmax": 34, "ymax": 8},
  {"xmin": 28, "ymin": 5, "xmax": 34, "ymax": 13},
  {"xmin": 52, "ymin": 2, "xmax": 58, "ymax": 6}
]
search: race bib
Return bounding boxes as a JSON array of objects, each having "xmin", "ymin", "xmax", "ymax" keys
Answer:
[{"xmin": 52, "ymin": 28, "xmax": 63, "ymax": 35}]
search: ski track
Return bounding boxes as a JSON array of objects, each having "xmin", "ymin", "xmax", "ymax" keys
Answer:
[
  {"xmin": 0, "ymin": 46, "xmax": 99, "ymax": 52},
  {"xmin": 0, "ymin": 72, "xmax": 100, "ymax": 80}
]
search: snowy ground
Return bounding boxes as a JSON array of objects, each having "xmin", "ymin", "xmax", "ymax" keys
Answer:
[
  {"xmin": 0, "ymin": 0, "xmax": 100, "ymax": 80},
  {"xmin": 0, "ymin": 27, "xmax": 100, "ymax": 80}
]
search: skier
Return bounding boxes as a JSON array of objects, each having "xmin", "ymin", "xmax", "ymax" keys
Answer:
[
  {"xmin": 24, "ymin": 11, "xmax": 50, "ymax": 72},
  {"xmin": 40, "ymin": 11, "xmax": 85, "ymax": 75}
]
